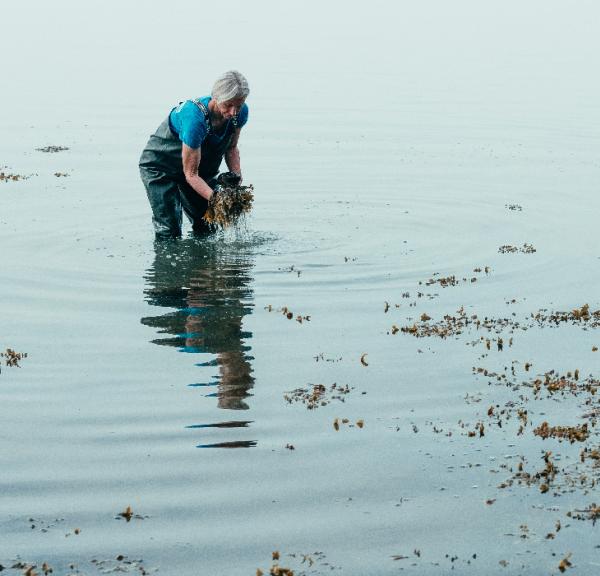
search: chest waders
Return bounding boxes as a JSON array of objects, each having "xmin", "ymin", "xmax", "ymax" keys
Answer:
[{"xmin": 139, "ymin": 99, "xmax": 238, "ymax": 239}]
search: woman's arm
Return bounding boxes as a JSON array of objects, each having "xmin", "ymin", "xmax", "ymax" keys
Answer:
[
  {"xmin": 224, "ymin": 127, "xmax": 243, "ymax": 181},
  {"xmin": 182, "ymin": 144, "xmax": 214, "ymax": 201}
]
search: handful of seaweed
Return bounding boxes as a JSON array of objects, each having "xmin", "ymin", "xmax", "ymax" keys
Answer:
[{"xmin": 203, "ymin": 184, "xmax": 254, "ymax": 228}]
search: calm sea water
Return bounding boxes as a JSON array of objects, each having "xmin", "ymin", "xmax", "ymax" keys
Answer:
[{"xmin": 2, "ymin": 1, "xmax": 600, "ymax": 574}]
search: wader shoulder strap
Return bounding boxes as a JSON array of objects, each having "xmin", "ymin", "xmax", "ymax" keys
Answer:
[
  {"xmin": 192, "ymin": 98, "xmax": 212, "ymax": 135},
  {"xmin": 192, "ymin": 98, "xmax": 239, "ymax": 132}
]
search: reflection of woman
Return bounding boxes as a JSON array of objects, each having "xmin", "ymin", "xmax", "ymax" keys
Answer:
[
  {"xmin": 139, "ymin": 70, "xmax": 250, "ymax": 239},
  {"xmin": 141, "ymin": 239, "xmax": 254, "ymax": 410}
]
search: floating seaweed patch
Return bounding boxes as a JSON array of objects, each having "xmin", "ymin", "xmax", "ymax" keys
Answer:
[
  {"xmin": 418, "ymin": 267, "xmax": 491, "ymax": 289},
  {"xmin": 203, "ymin": 184, "xmax": 254, "ymax": 228},
  {"xmin": 24, "ymin": 516, "xmax": 65, "ymax": 534},
  {"xmin": 462, "ymin": 329, "xmax": 600, "ymax": 544},
  {"xmin": 399, "ymin": 301, "xmax": 600, "ymax": 341},
  {"xmin": 531, "ymin": 304, "xmax": 600, "ymax": 328},
  {"xmin": 13, "ymin": 562, "xmax": 56, "ymax": 575},
  {"xmin": 466, "ymin": 421, "xmax": 485, "ymax": 438},
  {"xmin": 572, "ymin": 304, "xmax": 590, "ymax": 320},
  {"xmin": 1, "ymin": 348, "xmax": 28, "ymax": 368},
  {"xmin": 391, "ymin": 554, "xmax": 410, "ymax": 561},
  {"xmin": 529, "ymin": 370, "xmax": 598, "ymax": 399},
  {"xmin": 423, "ymin": 274, "xmax": 459, "ymax": 287},
  {"xmin": 533, "ymin": 422, "xmax": 589, "ymax": 443},
  {"xmin": 568, "ymin": 504, "xmax": 600, "ymax": 524},
  {"xmin": 498, "ymin": 243, "xmax": 536, "ymax": 254},
  {"xmin": 473, "ymin": 364, "xmax": 600, "ymax": 427},
  {"xmin": 284, "ymin": 382, "xmax": 353, "ymax": 410},
  {"xmin": 0, "ymin": 171, "xmax": 32, "ymax": 182},
  {"xmin": 579, "ymin": 447, "xmax": 600, "ymax": 463},
  {"xmin": 278, "ymin": 264, "xmax": 301, "ymax": 277},
  {"xmin": 256, "ymin": 550, "xmax": 332, "ymax": 576},
  {"xmin": 333, "ymin": 417, "xmax": 363, "ymax": 431},
  {"xmin": 264, "ymin": 305, "xmax": 310, "ymax": 323},
  {"xmin": 36, "ymin": 145, "xmax": 69, "ymax": 153},
  {"xmin": 399, "ymin": 306, "xmax": 479, "ymax": 339},
  {"xmin": 498, "ymin": 451, "xmax": 559, "ymax": 493},
  {"xmin": 118, "ymin": 506, "xmax": 134, "ymax": 522},
  {"xmin": 90, "ymin": 555, "xmax": 155, "ymax": 574},
  {"xmin": 115, "ymin": 505, "xmax": 146, "ymax": 522},
  {"xmin": 558, "ymin": 553, "xmax": 572, "ymax": 573},
  {"xmin": 313, "ymin": 352, "xmax": 342, "ymax": 363},
  {"xmin": 384, "ymin": 294, "xmax": 436, "ymax": 312}
]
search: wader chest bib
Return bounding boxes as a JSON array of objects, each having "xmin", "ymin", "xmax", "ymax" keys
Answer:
[{"xmin": 139, "ymin": 99, "xmax": 238, "ymax": 238}]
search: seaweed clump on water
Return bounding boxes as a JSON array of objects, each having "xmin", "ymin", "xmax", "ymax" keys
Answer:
[
  {"xmin": 1, "ymin": 348, "xmax": 28, "ymax": 367},
  {"xmin": 203, "ymin": 184, "xmax": 254, "ymax": 229},
  {"xmin": 533, "ymin": 421, "xmax": 589, "ymax": 443},
  {"xmin": 0, "ymin": 171, "xmax": 31, "ymax": 182},
  {"xmin": 284, "ymin": 382, "xmax": 353, "ymax": 409},
  {"xmin": 498, "ymin": 243, "xmax": 536, "ymax": 254},
  {"xmin": 36, "ymin": 145, "xmax": 69, "ymax": 153}
]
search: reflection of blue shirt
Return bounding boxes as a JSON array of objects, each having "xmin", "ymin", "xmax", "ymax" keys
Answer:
[{"xmin": 169, "ymin": 96, "xmax": 249, "ymax": 149}]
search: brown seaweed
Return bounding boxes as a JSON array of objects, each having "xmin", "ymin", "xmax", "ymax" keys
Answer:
[{"xmin": 203, "ymin": 184, "xmax": 254, "ymax": 228}]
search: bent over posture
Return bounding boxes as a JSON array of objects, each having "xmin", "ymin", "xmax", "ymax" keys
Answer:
[{"xmin": 139, "ymin": 70, "xmax": 250, "ymax": 239}]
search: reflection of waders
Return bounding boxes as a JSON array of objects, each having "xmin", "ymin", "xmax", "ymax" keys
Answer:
[{"xmin": 139, "ymin": 99, "xmax": 238, "ymax": 238}]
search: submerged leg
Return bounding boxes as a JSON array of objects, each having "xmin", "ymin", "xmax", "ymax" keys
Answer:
[
  {"xmin": 178, "ymin": 179, "xmax": 214, "ymax": 235},
  {"xmin": 140, "ymin": 167, "xmax": 183, "ymax": 239}
]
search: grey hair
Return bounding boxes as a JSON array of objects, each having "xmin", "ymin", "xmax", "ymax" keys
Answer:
[{"xmin": 211, "ymin": 70, "xmax": 250, "ymax": 103}]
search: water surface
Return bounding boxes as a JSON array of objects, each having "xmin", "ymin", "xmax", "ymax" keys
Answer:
[{"xmin": 2, "ymin": 1, "xmax": 600, "ymax": 574}]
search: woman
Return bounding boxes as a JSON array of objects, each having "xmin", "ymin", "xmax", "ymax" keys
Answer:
[{"xmin": 139, "ymin": 70, "xmax": 250, "ymax": 239}]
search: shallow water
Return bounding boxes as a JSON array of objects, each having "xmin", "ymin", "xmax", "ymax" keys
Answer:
[{"xmin": 2, "ymin": 1, "xmax": 600, "ymax": 574}]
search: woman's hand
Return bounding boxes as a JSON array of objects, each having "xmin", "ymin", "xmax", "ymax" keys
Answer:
[{"xmin": 217, "ymin": 171, "xmax": 242, "ymax": 187}]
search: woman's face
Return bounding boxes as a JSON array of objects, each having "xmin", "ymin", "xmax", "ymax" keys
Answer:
[{"xmin": 216, "ymin": 97, "xmax": 245, "ymax": 120}]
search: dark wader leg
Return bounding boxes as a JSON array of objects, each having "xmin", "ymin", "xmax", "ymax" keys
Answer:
[
  {"xmin": 179, "ymin": 177, "xmax": 217, "ymax": 235},
  {"xmin": 140, "ymin": 166, "xmax": 183, "ymax": 239},
  {"xmin": 139, "ymin": 117, "xmax": 188, "ymax": 239}
]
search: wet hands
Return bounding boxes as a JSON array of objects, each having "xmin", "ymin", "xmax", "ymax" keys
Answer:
[{"xmin": 217, "ymin": 171, "xmax": 242, "ymax": 187}]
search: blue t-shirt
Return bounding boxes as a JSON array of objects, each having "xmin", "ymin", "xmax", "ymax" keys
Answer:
[{"xmin": 169, "ymin": 96, "xmax": 249, "ymax": 149}]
